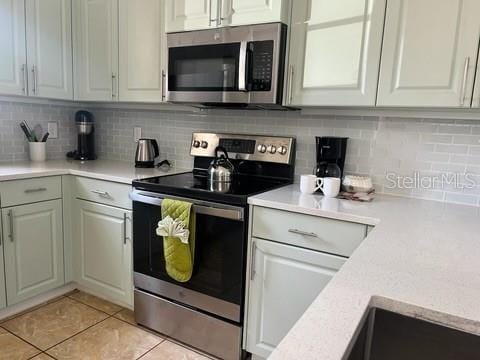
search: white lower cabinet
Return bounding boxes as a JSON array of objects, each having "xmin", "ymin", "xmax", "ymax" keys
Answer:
[
  {"xmin": 73, "ymin": 199, "xmax": 133, "ymax": 307},
  {"xmin": 2, "ymin": 200, "xmax": 64, "ymax": 306},
  {"xmin": 245, "ymin": 238, "xmax": 345, "ymax": 358}
]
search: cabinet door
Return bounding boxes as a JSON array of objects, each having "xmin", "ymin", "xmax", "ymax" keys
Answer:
[
  {"xmin": 287, "ymin": 0, "xmax": 386, "ymax": 106},
  {"xmin": 0, "ymin": 221, "xmax": 6, "ymax": 310},
  {"xmin": 25, "ymin": 0, "xmax": 73, "ymax": 100},
  {"xmin": 0, "ymin": 0, "xmax": 27, "ymax": 96},
  {"xmin": 223, "ymin": 0, "xmax": 287, "ymax": 27},
  {"xmin": 245, "ymin": 238, "xmax": 345, "ymax": 358},
  {"xmin": 473, "ymin": 57, "xmax": 480, "ymax": 108},
  {"xmin": 165, "ymin": 0, "xmax": 216, "ymax": 33},
  {"xmin": 73, "ymin": 0, "xmax": 118, "ymax": 101},
  {"xmin": 2, "ymin": 200, "xmax": 64, "ymax": 306},
  {"xmin": 377, "ymin": 0, "xmax": 480, "ymax": 107},
  {"xmin": 118, "ymin": 0, "xmax": 165, "ymax": 102},
  {"xmin": 74, "ymin": 200, "xmax": 133, "ymax": 307}
]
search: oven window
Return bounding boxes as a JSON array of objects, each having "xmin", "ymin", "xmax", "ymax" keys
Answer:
[
  {"xmin": 133, "ymin": 201, "xmax": 245, "ymax": 305},
  {"xmin": 168, "ymin": 43, "xmax": 240, "ymax": 91}
]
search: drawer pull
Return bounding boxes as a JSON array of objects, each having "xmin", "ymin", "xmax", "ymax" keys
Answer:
[
  {"xmin": 288, "ymin": 229, "xmax": 319, "ymax": 238},
  {"xmin": 91, "ymin": 190, "xmax": 111, "ymax": 198},
  {"xmin": 24, "ymin": 187, "xmax": 47, "ymax": 194}
]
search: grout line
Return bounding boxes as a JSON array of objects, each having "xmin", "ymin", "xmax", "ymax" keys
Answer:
[
  {"xmin": 65, "ymin": 294, "xmax": 121, "ymax": 317},
  {"xmin": 0, "ymin": 296, "xmax": 66, "ymax": 325},
  {"xmin": 1, "ymin": 325, "xmax": 44, "ymax": 355},
  {"xmin": 135, "ymin": 339, "xmax": 166, "ymax": 360},
  {"xmin": 42, "ymin": 316, "xmax": 112, "ymax": 354}
]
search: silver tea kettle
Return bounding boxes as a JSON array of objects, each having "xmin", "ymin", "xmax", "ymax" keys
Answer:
[
  {"xmin": 208, "ymin": 146, "xmax": 235, "ymax": 184},
  {"xmin": 135, "ymin": 139, "xmax": 159, "ymax": 168}
]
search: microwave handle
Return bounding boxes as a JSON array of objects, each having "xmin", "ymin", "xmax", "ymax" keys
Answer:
[{"xmin": 238, "ymin": 41, "xmax": 248, "ymax": 91}]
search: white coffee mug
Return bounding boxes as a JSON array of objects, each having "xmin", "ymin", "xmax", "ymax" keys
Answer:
[
  {"xmin": 318, "ymin": 177, "xmax": 341, "ymax": 198},
  {"xmin": 300, "ymin": 175, "xmax": 322, "ymax": 194}
]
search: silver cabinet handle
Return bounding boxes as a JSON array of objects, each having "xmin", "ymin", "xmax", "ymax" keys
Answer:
[
  {"xmin": 8, "ymin": 209, "xmax": 14, "ymax": 242},
  {"xmin": 288, "ymin": 228, "xmax": 319, "ymax": 238},
  {"xmin": 111, "ymin": 73, "xmax": 117, "ymax": 99},
  {"xmin": 209, "ymin": 0, "xmax": 215, "ymax": 25},
  {"xmin": 31, "ymin": 65, "xmax": 38, "ymax": 95},
  {"xmin": 24, "ymin": 187, "xmax": 47, "ymax": 194},
  {"xmin": 238, "ymin": 41, "xmax": 248, "ymax": 91},
  {"xmin": 91, "ymin": 190, "xmax": 110, "ymax": 198},
  {"xmin": 460, "ymin": 57, "xmax": 470, "ymax": 106},
  {"xmin": 123, "ymin": 213, "xmax": 130, "ymax": 245},
  {"xmin": 288, "ymin": 64, "xmax": 294, "ymax": 104},
  {"xmin": 161, "ymin": 69, "xmax": 166, "ymax": 100},
  {"xmin": 220, "ymin": 0, "xmax": 233, "ymax": 22},
  {"xmin": 21, "ymin": 64, "xmax": 27, "ymax": 94},
  {"xmin": 250, "ymin": 241, "xmax": 256, "ymax": 281},
  {"xmin": 216, "ymin": 0, "xmax": 222, "ymax": 26}
]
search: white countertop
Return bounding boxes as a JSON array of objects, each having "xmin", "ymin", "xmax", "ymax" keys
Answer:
[
  {"xmin": 248, "ymin": 185, "xmax": 480, "ymax": 360},
  {"xmin": 0, "ymin": 160, "xmax": 189, "ymax": 184}
]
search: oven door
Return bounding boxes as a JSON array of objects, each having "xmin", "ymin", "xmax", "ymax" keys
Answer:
[{"xmin": 131, "ymin": 190, "xmax": 246, "ymax": 323}]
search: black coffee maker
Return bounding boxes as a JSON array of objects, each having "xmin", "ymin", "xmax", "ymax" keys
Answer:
[
  {"xmin": 67, "ymin": 110, "xmax": 97, "ymax": 160},
  {"xmin": 315, "ymin": 137, "xmax": 348, "ymax": 179}
]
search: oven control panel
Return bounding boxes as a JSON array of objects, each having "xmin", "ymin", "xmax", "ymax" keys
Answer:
[{"xmin": 191, "ymin": 133, "xmax": 295, "ymax": 164}]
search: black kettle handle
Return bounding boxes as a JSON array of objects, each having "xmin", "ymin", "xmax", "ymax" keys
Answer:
[
  {"xmin": 152, "ymin": 140, "xmax": 159, "ymax": 157},
  {"xmin": 215, "ymin": 146, "xmax": 229, "ymax": 159}
]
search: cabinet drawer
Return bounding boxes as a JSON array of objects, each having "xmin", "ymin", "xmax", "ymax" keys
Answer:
[
  {"xmin": 0, "ymin": 176, "xmax": 62, "ymax": 207},
  {"xmin": 252, "ymin": 207, "xmax": 366, "ymax": 257},
  {"xmin": 74, "ymin": 177, "xmax": 132, "ymax": 209}
]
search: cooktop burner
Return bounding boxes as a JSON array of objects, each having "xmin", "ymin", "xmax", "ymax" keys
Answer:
[{"xmin": 132, "ymin": 172, "xmax": 291, "ymax": 206}]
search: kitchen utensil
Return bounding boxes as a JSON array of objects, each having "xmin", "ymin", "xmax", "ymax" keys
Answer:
[
  {"xmin": 41, "ymin": 132, "xmax": 49, "ymax": 142},
  {"xmin": 23, "ymin": 121, "xmax": 37, "ymax": 142},
  {"xmin": 33, "ymin": 124, "xmax": 43, "ymax": 142},
  {"xmin": 20, "ymin": 122, "xmax": 34, "ymax": 142},
  {"xmin": 135, "ymin": 139, "xmax": 159, "ymax": 168},
  {"xmin": 208, "ymin": 146, "xmax": 234, "ymax": 183}
]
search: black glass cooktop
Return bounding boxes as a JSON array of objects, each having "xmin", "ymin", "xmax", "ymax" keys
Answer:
[{"xmin": 132, "ymin": 172, "xmax": 291, "ymax": 206}]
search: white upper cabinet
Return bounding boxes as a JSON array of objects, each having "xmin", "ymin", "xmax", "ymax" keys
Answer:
[
  {"xmin": 118, "ymin": 0, "xmax": 165, "ymax": 102},
  {"xmin": 165, "ymin": 0, "xmax": 289, "ymax": 32},
  {"xmin": 377, "ymin": 0, "xmax": 480, "ymax": 108},
  {"xmin": 0, "ymin": 0, "xmax": 27, "ymax": 96},
  {"xmin": 73, "ymin": 0, "xmax": 119, "ymax": 101},
  {"xmin": 287, "ymin": 0, "xmax": 387, "ymax": 106},
  {"xmin": 165, "ymin": 0, "xmax": 215, "ymax": 33},
  {"xmin": 221, "ymin": 0, "xmax": 289, "ymax": 27},
  {"xmin": 25, "ymin": 0, "xmax": 73, "ymax": 100}
]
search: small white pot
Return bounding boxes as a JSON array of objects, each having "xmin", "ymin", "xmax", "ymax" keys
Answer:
[{"xmin": 29, "ymin": 142, "xmax": 47, "ymax": 162}]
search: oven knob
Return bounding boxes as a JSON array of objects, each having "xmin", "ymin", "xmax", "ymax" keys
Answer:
[
  {"xmin": 192, "ymin": 140, "xmax": 201, "ymax": 148},
  {"xmin": 278, "ymin": 146, "xmax": 288, "ymax": 155},
  {"xmin": 257, "ymin": 144, "xmax": 267, "ymax": 153},
  {"xmin": 267, "ymin": 145, "xmax": 277, "ymax": 154},
  {"xmin": 201, "ymin": 141, "xmax": 208, "ymax": 149}
]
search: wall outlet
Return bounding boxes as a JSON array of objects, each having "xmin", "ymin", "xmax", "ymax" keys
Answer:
[
  {"xmin": 47, "ymin": 122, "xmax": 58, "ymax": 139},
  {"xmin": 134, "ymin": 127, "xmax": 142, "ymax": 142}
]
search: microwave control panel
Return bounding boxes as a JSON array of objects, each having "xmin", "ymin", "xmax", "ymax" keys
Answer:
[{"xmin": 248, "ymin": 41, "xmax": 274, "ymax": 92}]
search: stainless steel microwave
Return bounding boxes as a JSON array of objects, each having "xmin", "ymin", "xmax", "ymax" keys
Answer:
[{"xmin": 166, "ymin": 23, "xmax": 287, "ymax": 107}]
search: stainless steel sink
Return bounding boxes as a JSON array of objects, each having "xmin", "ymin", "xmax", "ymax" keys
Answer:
[{"xmin": 345, "ymin": 307, "xmax": 480, "ymax": 360}]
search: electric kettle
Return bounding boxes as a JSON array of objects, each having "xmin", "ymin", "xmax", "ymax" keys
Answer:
[{"xmin": 135, "ymin": 139, "xmax": 159, "ymax": 168}]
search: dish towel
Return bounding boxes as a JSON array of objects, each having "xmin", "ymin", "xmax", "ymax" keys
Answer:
[{"xmin": 156, "ymin": 199, "xmax": 195, "ymax": 282}]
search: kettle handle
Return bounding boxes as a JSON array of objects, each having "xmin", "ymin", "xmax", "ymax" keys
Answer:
[
  {"xmin": 215, "ymin": 146, "xmax": 229, "ymax": 159},
  {"xmin": 152, "ymin": 140, "xmax": 159, "ymax": 158}
]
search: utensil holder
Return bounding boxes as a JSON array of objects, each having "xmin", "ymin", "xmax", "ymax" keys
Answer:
[{"xmin": 29, "ymin": 142, "xmax": 46, "ymax": 162}]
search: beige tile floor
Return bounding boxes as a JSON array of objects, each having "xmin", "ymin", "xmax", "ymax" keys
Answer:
[{"xmin": 0, "ymin": 290, "xmax": 213, "ymax": 360}]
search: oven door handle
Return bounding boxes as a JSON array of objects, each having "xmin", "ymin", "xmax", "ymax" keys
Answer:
[
  {"xmin": 238, "ymin": 41, "xmax": 248, "ymax": 92},
  {"xmin": 130, "ymin": 191, "xmax": 244, "ymax": 221}
]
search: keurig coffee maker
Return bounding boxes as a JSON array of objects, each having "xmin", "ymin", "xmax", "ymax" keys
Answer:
[
  {"xmin": 67, "ymin": 110, "xmax": 97, "ymax": 160},
  {"xmin": 315, "ymin": 137, "xmax": 348, "ymax": 179}
]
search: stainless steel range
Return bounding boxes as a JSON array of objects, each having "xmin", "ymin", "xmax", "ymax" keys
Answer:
[{"xmin": 130, "ymin": 133, "xmax": 295, "ymax": 360}]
